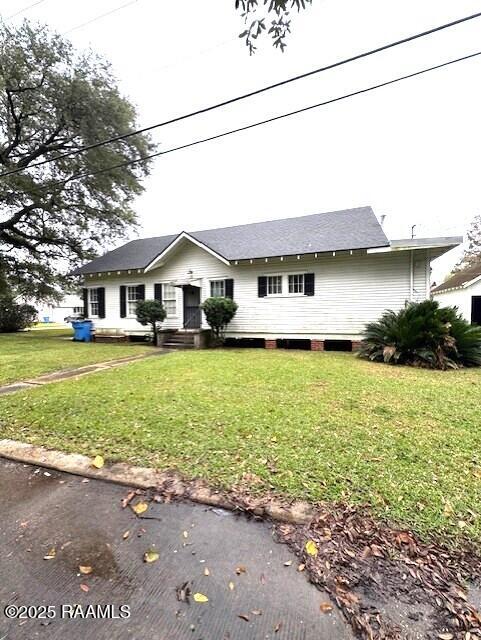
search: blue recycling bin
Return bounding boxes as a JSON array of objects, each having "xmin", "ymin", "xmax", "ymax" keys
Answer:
[{"xmin": 71, "ymin": 320, "xmax": 93, "ymax": 342}]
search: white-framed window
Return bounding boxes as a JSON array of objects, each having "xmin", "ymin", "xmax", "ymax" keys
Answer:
[
  {"xmin": 267, "ymin": 275, "xmax": 282, "ymax": 295},
  {"xmin": 89, "ymin": 288, "xmax": 99, "ymax": 317},
  {"xmin": 288, "ymin": 274, "xmax": 305, "ymax": 294},
  {"xmin": 127, "ymin": 285, "xmax": 140, "ymax": 316},
  {"xmin": 210, "ymin": 280, "xmax": 225, "ymax": 297},
  {"xmin": 73, "ymin": 306, "xmax": 83, "ymax": 314},
  {"xmin": 163, "ymin": 284, "xmax": 177, "ymax": 316}
]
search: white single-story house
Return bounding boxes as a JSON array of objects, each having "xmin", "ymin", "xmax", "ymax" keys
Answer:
[
  {"xmin": 36, "ymin": 294, "xmax": 84, "ymax": 324},
  {"xmin": 432, "ymin": 263, "xmax": 481, "ymax": 324},
  {"xmin": 73, "ymin": 206, "xmax": 461, "ymax": 350}
]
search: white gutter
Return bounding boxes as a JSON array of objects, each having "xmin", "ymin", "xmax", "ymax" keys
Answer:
[{"xmin": 367, "ymin": 236, "xmax": 463, "ymax": 254}]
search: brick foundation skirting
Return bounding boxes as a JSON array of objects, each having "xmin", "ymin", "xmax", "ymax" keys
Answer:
[
  {"xmin": 310, "ymin": 340, "xmax": 325, "ymax": 351},
  {"xmin": 265, "ymin": 339, "xmax": 277, "ymax": 349},
  {"xmin": 351, "ymin": 341, "xmax": 363, "ymax": 352}
]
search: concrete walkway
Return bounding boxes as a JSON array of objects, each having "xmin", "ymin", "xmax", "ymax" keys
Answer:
[
  {"xmin": 0, "ymin": 459, "xmax": 352, "ymax": 640},
  {"xmin": 0, "ymin": 350, "xmax": 168, "ymax": 397}
]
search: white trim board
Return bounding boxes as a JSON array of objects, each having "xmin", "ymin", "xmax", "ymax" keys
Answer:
[{"xmin": 144, "ymin": 232, "xmax": 230, "ymax": 271}]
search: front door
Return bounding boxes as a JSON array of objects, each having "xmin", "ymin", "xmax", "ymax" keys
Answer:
[
  {"xmin": 183, "ymin": 285, "xmax": 201, "ymax": 328},
  {"xmin": 472, "ymin": 296, "xmax": 481, "ymax": 325}
]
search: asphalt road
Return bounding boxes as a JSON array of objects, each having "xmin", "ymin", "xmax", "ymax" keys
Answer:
[{"xmin": 0, "ymin": 459, "xmax": 352, "ymax": 639}]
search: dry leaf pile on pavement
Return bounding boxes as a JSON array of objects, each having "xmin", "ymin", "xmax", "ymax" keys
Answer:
[{"xmin": 276, "ymin": 503, "xmax": 481, "ymax": 640}]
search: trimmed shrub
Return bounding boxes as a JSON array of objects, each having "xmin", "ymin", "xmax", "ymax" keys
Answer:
[
  {"xmin": 201, "ymin": 297, "xmax": 238, "ymax": 344},
  {"xmin": 359, "ymin": 300, "xmax": 481, "ymax": 369},
  {"xmin": 135, "ymin": 299, "xmax": 166, "ymax": 343},
  {"xmin": 0, "ymin": 294, "xmax": 37, "ymax": 332}
]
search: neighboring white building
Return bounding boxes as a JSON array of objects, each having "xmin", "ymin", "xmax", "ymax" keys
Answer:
[
  {"xmin": 432, "ymin": 263, "xmax": 481, "ymax": 324},
  {"xmin": 37, "ymin": 294, "xmax": 84, "ymax": 324},
  {"xmin": 73, "ymin": 207, "xmax": 461, "ymax": 349}
]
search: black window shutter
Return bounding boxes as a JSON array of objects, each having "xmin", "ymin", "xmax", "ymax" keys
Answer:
[
  {"xmin": 137, "ymin": 284, "xmax": 145, "ymax": 300},
  {"xmin": 120, "ymin": 286, "xmax": 127, "ymax": 318},
  {"xmin": 98, "ymin": 287, "xmax": 106, "ymax": 318},
  {"xmin": 258, "ymin": 276, "xmax": 267, "ymax": 298},
  {"xmin": 225, "ymin": 279, "xmax": 234, "ymax": 299},
  {"xmin": 154, "ymin": 284, "xmax": 162, "ymax": 303},
  {"xmin": 82, "ymin": 288, "xmax": 89, "ymax": 318},
  {"xmin": 305, "ymin": 273, "xmax": 315, "ymax": 296}
]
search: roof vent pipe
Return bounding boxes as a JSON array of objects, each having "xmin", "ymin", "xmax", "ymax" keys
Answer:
[{"xmin": 380, "ymin": 214, "xmax": 386, "ymax": 227}]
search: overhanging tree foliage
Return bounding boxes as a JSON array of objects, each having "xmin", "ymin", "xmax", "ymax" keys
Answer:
[
  {"xmin": 454, "ymin": 213, "xmax": 481, "ymax": 272},
  {"xmin": 236, "ymin": 0, "xmax": 313, "ymax": 54},
  {"xmin": 0, "ymin": 21, "xmax": 154, "ymax": 300}
]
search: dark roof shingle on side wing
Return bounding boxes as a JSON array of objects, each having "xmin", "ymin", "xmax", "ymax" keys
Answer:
[
  {"xmin": 73, "ymin": 235, "xmax": 178, "ymax": 275},
  {"xmin": 432, "ymin": 262, "xmax": 481, "ymax": 293},
  {"xmin": 73, "ymin": 206, "xmax": 388, "ymax": 274}
]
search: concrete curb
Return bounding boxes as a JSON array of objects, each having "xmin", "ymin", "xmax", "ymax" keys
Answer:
[
  {"xmin": 0, "ymin": 439, "xmax": 315, "ymax": 525},
  {"xmin": 0, "ymin": 349, "xmax": 168, "ymax": 396}
]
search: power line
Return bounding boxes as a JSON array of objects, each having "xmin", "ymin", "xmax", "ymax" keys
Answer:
[
  {"xmin": 62, "ymin": 0, "xmax": 139, "ymax": 36},
  {"xmin": 5, "ymin": 0, "xmax": 47, "ymax": 20},
  {"xmin": 24, "ymin": 49, "xmax": 481, "ymax": 196},
  {"xmin": 2, "ymin": 9, "xmax": 481, "ymax": 179}
]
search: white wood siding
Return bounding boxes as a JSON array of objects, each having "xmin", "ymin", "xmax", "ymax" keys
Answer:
[
  {"xmin": 83, "ymin": 240, "xmax": 431, "ymax": 339},
  {"xmin": 433, "ymin": 279, "xmax": 481, "ymax": 322}
]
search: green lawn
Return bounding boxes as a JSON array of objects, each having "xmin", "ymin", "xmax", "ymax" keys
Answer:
[
  {"xmin": 0, "ymin": 329, "xmax": 155, "ymax": 385},
  {"xmin": 1, "ymin": 347, "xmax": 481, "ymax": 546}
]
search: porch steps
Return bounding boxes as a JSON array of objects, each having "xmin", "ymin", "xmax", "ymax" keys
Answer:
[{"xmin": 163, "ymin": 332, "xmax": 196, "ymax": 350}]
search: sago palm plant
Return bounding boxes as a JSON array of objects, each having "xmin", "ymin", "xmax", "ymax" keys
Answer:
[{"xmin": 359, "ymin": 300, "xmax": 481, "ymax": 370}]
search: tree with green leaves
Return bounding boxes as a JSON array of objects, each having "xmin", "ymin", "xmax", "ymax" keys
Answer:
[
  {"xmin": 136, "ymin": 299, "xmax": 166, "ymax": 344},
  {"xmin": 201, "ymin": 297, "xmax": 238, "ymax": 345},
  {"xmin": 0, "ymin": 21, "xmax": 154, "ymax": 301},
  {"xmin": 0, "ymin": 291, "xmax": 37, "ymax": 332},
  {"xmin": 236, "ymin": 0, "xmax": 313, "ymax": 54},
  {"xmin": 454, "ymin": 213, "xmax": 481, "ymax": 272}
]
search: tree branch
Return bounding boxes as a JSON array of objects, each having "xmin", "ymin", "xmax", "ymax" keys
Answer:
[
  {"xmin": 0, "ymin": 89, "xmax": 23, "ymax": 163},
  {"xmin": 0, "ymin": 203, "xmax": 37, "ymax": 230}
]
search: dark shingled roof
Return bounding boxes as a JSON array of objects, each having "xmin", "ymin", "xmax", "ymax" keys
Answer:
[
  {"xmin": 74, "ymin": 206, "xmax": 388, "ymax": 274},
  {"xmin": 432, "ymin": 262, "xmax": 481, "ymax": 293}
]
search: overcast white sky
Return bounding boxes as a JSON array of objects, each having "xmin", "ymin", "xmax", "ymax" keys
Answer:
[{"xmin": 3, "ymin": 0, "xmax": 481, "ymax": 280}]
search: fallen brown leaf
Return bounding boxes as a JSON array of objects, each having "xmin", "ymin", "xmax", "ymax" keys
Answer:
[
  {"xmin": 320, "ymin": 602, "xmax": 333, "ymax": 613},
  {"xmin": 80, "ymin": 584, "xmax": 89, "ymax": 593},
  {"xmin": 238, "ymin": 614, "xmax": 250, "ymax": 622},
  {"xmin": 235, "ymin": 565, "xmax": 247, "ymax": 575},
  {"xmin": 175, "ymin": 581, "xmax": 191, "ymax": 603},
  {"xmin": 121, "ymin": 491, "xmax": 136, "ymax": 508}
]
